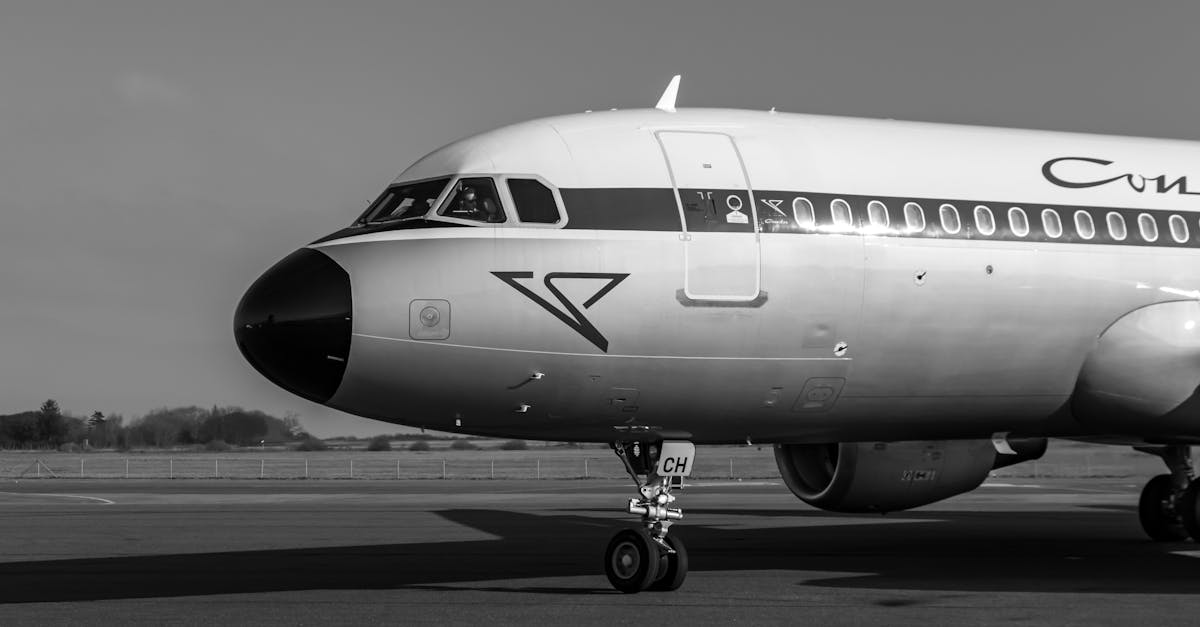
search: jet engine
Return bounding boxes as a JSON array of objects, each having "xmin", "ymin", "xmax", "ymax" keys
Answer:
[{"xmin": 773, "ymin": 438, "xmax": 1047, "ymax": 513}]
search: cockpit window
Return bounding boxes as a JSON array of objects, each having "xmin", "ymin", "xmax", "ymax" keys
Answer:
[
  {"xmin": 439, "ymin": 177, "xmax": 506, "ymax": 223},
  {"xmin": 507, "ymin": 178, "xmax": 561, "ymax": 224},
  {"xmin": 359, "ymin": 177, "xmax": 450, "ymax": 224}
]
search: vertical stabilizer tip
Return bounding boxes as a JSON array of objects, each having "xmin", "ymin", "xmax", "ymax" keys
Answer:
[{"xmin": 655, "ymin": 75, "xmax": 681, "ymax": 113}]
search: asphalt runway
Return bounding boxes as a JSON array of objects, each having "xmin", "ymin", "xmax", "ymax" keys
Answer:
[{"xmin": 0, "ymin": 477, "xmax": 1197, "ymax": 625}]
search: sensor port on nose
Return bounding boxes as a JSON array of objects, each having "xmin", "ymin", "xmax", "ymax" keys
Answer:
[{"xmin": 409, "ymin": 299, "xmax": 451, "ymax": 340}]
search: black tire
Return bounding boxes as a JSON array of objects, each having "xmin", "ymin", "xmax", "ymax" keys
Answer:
[
  {"xmin": 1180, "ymin": 480, "xmax": 1200, "ymax": 541},
  {"xmin": 647, "ymin": 533, "xmax": 688, "ymax": 591},
  {"xmin": 1139, "ymin": 474, "xmax": 1188, "ymax": 541},
  {"xmin": 604, "ymin": 528, "xmax": 660, "ymax": 593}
]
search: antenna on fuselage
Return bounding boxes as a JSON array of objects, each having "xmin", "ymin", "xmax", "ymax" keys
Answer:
[{"xmin": 655, "ymin": 74, "xmax": 681, "ymax": 113}]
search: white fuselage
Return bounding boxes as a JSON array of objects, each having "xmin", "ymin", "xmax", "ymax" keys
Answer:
[{"xmin": 241, "ymin": 108, "xmax": 1200, "ymax": 444}]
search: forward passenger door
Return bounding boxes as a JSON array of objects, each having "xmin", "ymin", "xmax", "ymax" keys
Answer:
[{"xmin": 656, "ymin": 131, "xmax": 761, "ymax": 302}]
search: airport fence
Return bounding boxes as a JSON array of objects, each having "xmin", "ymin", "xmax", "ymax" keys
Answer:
[
  {"xmin": 0, "ymin": 444, "xmax": 1168, "ymax": 481},
  {"xmin": 0, "ymin": 449, "xmax": 782, "ymax": 481},
  {"xmin": 989, "ymin": 450, "xmax": 1164, "ymax": 480}
]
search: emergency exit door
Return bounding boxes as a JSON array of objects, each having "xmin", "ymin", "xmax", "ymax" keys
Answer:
[{"xmin": 656, "ymin": 131, "xmax": 760, "ymax": 302}]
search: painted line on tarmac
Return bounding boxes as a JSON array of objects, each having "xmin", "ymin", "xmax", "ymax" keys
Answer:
[
  {"xmin": 0, "ymin": 492, "xmax": 115, "ymax": 505},
  {"xmin": 981, "ymin": 482, "xmax": 1128, "ymax": 495},
  {"xmin": 685, "ymin": 481, "xmax": 780, "ymax": 487}
]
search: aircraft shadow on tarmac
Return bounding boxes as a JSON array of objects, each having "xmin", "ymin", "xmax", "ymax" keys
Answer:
[{"xmin": 2, "ymin": 506, "xmax": 1199, "ymax": 603}]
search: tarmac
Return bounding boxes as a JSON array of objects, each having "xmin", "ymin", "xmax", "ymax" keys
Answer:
[{"xmin": 0, "ymin": 477, "xmax": 1197, "ymax": 625}]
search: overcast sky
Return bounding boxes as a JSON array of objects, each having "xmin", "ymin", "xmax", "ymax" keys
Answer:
[{"xmin": 2, "ymin": 1, "xmax": 1199, "ymax": 437}]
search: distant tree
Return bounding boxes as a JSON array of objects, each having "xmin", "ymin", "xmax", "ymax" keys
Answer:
[
  {"xmin": 39, "ymin": 399, "xmax": 60, "ymax": 416},
  {"xmin": 199, "ymin": 409, "xmax": 268, "ymax": 446},
  {"xmin": 0, "ymin": 412, "xmax": 39, "ymax": 448},
  {"xmin": 499, "ymin": 439, "xmax": 528, "ymax": 451},
  {"xmin": 91, "ymin": 413, "xmax": 124, "ymax": 449},
  {"xmin": 366, "ymin": 435, "xmax": 392, "ymax": 451},
  {"xmin": 391, "ymin": 433, "xmax": 444, "ymax": 442},
  {"xmin": 64, "ymin": 415, "xmax": 88, "ymax": 445},
  {"xmin": 136, "ymin": 407, "xmax": 198, "ymax": 447},
  {"xmin": 407, "ymin": 440, "xmax": 431, "ymax": 452},
  {"xmin": 0, "ymin": 404, "xmax": 310, "ymax": 450},
  {"xmin": 139, "ymin": 406, "xmax": 207, "ymax": 446},
  {"xmin": 37, "ymin": 399, "xmax": 68, "ymax": 447},
  {"xmin": 294, "ymin": 436, "xmax": 328, "ymax": 452},
  {"xmin": 282, "ymin": 411, "xmax": 304, "ymax": 439},
  {"xmin": 124, "ymin": 423, "xmax": 145, "ymax": 449},
  {"xmin": 449, "ymin": 439, "xmax": 479, "ymax": 451}
]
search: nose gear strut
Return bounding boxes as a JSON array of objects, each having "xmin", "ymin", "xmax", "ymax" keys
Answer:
[{"xmin": 603, "ymin": 440, "xmax": 693, "ymax": 593}]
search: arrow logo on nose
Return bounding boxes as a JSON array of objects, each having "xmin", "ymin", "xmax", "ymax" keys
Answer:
[{"xmin": 492, "ymin": 272, "xmax": 629, "ymax": 352}]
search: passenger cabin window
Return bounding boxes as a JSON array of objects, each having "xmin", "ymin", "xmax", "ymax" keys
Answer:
[
  {"xmin": 904, "ymin": 202, "xmax": 925, "ymax": 232},
  {"xmin": 1074, "ymin": 210, "xmax": 1095, "ymax": 240},
  {"xmin": 439, "ymin": 177, "xmax": 505, "ymax": 223},
  {"xmin": 867, "ymin": 200, "xmax": 889, "ymax": 228},
  {"xmin": 793, "ymin": 197, "xmax": 815, "ymax": 229},
  {"xmin": 1171, "ymin": 214, "xmax": 1190, "ymax": 243},
  {"xmin": 974, "ymin": 205, "xmax": 995, "ymax": 236},
  {"xmin": 359, "ymin": 177, "xmax": 451, "ymax": 224},
  {"xmin": 507, "ymin": 178, "xmax": 560, "ymax": 224},
  {"xmin": 1106, "ymin": 212, "xmax": 1127, "ymax": 240},
  {"xmin": 939, "ymin": 204, "xmax": 960, "ymax": 234},
  {"xmin": 830, "ymin": 199, "xmax": 853, "ymax": 229},
  {"xmin": 1008, "ymin": 207, "xmax": 1029, "ymax": 237},
  {"xmin": 1138, "ymin": 213, "xmax": 1158, "ymax": 242},
  {"xmin": 1042, "ymin": 209, "xmax": 1062, "ymax": 238}
]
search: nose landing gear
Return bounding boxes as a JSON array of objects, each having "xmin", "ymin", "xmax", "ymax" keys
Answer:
[{"xmin": 602, "ymin": 440, "xmax": 694, "ymax": 593}]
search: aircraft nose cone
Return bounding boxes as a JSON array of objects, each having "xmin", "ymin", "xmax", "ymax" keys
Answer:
[{"xmin": 234, "ymin": 248, "xmax": 352, "ymax": 404}]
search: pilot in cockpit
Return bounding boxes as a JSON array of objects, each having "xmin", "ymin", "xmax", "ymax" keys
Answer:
[{"xmin": 448, "ymin": 184, "xmax": 502, "ymax": 223}]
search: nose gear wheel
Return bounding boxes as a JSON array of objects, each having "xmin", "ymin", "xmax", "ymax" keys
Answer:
[
  {"xmin": 647, "ymin": 533, "xmax": 688, "ymax": 591},
  {"xmin": 1139, "ymin": 473, "xmax": 1187, "ymax": 541},
  {"xmin": 1137, "ymin": 445, "xmax": 1195, "ymax": 542},
  {"xmin": 603, "ymin": 527, "xmax": 660, "ymax": 593}
]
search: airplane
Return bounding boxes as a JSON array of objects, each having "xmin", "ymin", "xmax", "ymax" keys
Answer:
[{"xmin": 235, "ymin": 75, "xmax": 1200, "ymax": 593}]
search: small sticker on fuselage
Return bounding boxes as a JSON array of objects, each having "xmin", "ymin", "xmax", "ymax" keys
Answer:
[{"xmin": 760, "ymin": 198, "xmax": 787, "ymax": 216}]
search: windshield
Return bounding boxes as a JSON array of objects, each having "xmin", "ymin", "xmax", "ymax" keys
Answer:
[{"xmin": 358, "ymin": 178, "xmax": 451, "ymax": 224}]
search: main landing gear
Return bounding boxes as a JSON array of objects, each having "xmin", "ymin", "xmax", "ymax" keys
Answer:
[
  {"xmin": 603, "ymin": 440, "xmax": 694, "ymax": 593},
  {"xmin": 1137, "ymin": 444, "xmax": 1200, "ymax": 541}
]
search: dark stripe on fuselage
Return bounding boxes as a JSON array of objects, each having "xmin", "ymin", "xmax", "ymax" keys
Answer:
[
  {"xmin": 559, "ymin": 187, "xmax": 1200, "ymax": 249},
  {"xmin": 558, "ymin": 188, "xmax": 681, "ymax": 231}
]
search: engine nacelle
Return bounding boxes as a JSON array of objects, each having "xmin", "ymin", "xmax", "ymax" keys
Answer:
[{"xmin": 773, "ymin": 439, "xmax": 1043, "ymax": 513}]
